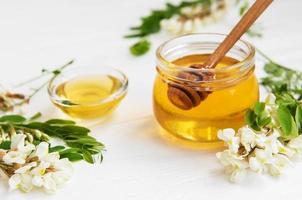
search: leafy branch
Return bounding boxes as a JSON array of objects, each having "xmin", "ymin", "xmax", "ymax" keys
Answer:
[
  {"xmin": 0, "ymin": 60, "xmax": 74, "ymax": 113},
  {"xmin": 126, "ymin": 0, "xmax": 212, "ymax": 56},
  {"xmin": 258, "ymin": 49, "xmax": 302, "ymax": 99},
  {"xmin": 0, "ymin": 114, "xmax": 104, "ymax": 164},
  {"xmin": 125, "ymin": 0, "xmax": 211, "ymax": 38},
  {"xmin": 245, "ymin": 49, "xmax": 302, "ymax": 141}
]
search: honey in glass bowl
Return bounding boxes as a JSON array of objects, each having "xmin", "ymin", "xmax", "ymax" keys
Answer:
[
  {"xmin": 48, "ymin": 67, "xmax": 128, "ymax": 122},
  {"xmin": 153, "ymin": 33, "xmax": 259, "ymax": 148}
]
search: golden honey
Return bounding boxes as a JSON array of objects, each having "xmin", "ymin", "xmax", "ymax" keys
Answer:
[
  {"xmin": 153, "ymin": 33, "xmax": 259, "ymax": 148},
  {"xmin": 49, "ymin": 73, "xmax": 127, "ymax": 120}
]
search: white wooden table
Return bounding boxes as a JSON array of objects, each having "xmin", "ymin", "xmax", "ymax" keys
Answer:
[{"xmin": 1, "ymin": 0, "xmax": 302, "ymax": 199}]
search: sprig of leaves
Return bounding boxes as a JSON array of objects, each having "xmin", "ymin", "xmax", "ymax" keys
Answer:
[
  {"xmin": 245, "ymin": 50, "xmax": 302, "ymax": 140},
  {"xmin": 125, "ymin": 0, "xmax": 211, "ymax": 38},
  {"xmin": 245, "ymin": 102, "xmax": 271, "ymax": 131},
  {"xmin": 0, "ymin": 114, "xmax": 104, "ymax": 164},
  {"xmin": 126, "ymin": 0, "xmax": 212, "ymax": 56},
  {"xmin": 260, "ymin": 50, "xmax": 302, "ymax": 99},
  {"xmin": 246, "ymin": 94, "xmax": 302, "ymax": 141},
  {"xmin": 0, "ymin": 60, "xmax": 74, "ymax": 113}
]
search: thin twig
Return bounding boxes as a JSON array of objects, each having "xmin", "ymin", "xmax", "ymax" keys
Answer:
[
  {"xmin": 12, "ymin": 60, "xmax": 74, "ymax": 107},
  {"xmin": 15, "ymin": 60, "xmax": 74, "ymax": 88}
]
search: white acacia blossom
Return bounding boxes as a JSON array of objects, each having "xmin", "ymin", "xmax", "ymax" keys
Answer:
[
  {"xmin": 216, "ymin": 92, "xmax": 302, "ymax": 183},
  {"xmin": 160, "ymin": 0, "xmax": 230, "ymax": 35},
  {"xmin": 216, "ymin": 126, "xmax": 300, "ymax": 182},
  {"xmin": 0, "ymin": 134, "xmax": 73, "ymax": 193}
]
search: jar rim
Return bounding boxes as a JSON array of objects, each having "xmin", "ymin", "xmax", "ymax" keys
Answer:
[{"xmin": 156, "ymin": 33, "xmax": 255, "ymax": 74}]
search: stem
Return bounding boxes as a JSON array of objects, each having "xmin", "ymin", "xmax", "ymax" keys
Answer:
[
  {"xmin": 28, "ymin": 112, "xmax": 42, "ymax": 121},
  {"xmin": 255, "ymin": 47, "xmax": 274, "ymax": 63},
  {"xmin": 15, "ymin": 71, "xmax": 50, "ymax": 88},
  {"xmin": 256, "ymin": 47, "xmax": 296, "ymax": 72},
  {"xmin": 12, "ymin": 60, "xmax": 74, "ymax": 107},
  {"xmin": 15, "ymin": 60, "xmax": 74, "ymax": 88}
]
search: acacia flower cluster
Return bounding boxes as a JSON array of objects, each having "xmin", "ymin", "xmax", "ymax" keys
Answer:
[
  {"xmin": 216, "ymin": 94, "xmax": 302, "ymax": 183},
  {"xmin": 160, "ymin": 0, "xmax": 229, "ymax": 35},
  {"xmin": 0, "ymin": 89, "xmax": 27, "ymax": 114},
  {"xmin": 0, "ymin": 134, "xmax": 73, "ymax": 193}
]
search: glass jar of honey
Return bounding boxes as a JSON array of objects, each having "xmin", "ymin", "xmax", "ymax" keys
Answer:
[{"xmin": 153, "ymin": 33, "xmax": 259, "ymax": 148}]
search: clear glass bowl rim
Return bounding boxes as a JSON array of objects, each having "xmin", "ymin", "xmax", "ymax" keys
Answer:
[{"xmin": 47, "ymin": 66, "xmax": 128, "ymax": 107}]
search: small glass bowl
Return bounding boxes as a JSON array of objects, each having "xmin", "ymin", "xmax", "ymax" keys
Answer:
[{"xmin": 48, "ymin": 67, "xmax": 128, "ymax": 122}]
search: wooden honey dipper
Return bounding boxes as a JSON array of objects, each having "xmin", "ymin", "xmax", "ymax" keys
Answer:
[{"xmin": 167, "ymin": 0, "xmax": 273, "ymax": 110}]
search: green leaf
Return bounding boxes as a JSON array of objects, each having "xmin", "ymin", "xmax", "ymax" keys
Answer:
[
  {"xmin": 264, "ymin": 62, "xmax": 285, "ymax": 77},
  {"xmin": 258, "ymin": 117, "xmax": 271, "ymax": 127},
  {"xmin": 239, "ymin": 0, "xmax": 249, "ymax": 16},
  {"xmin": 0, "ymin": 114, "xmax": 105, "ymax": 164},
  {"xmin": 245, "ymin": 109, "xmax": 261, "ymax": 131},
  {"xmin": 295, "ymin": 105, "xmax": 302, "ymax": 131},
  {"xmin": 60, "ymin": 152, "xmax": 83, "ymax": 162},
  {"xmin": 0, "ymin": 141, "xmax": 11, "ymax": 150},
  {"xmin": 276, "ymin": 93, "xmax": 297, "ymax": 106},
  {"xmin": 59, "ymin": 148, "xmax": 81, "ymax": 155},
  {"xmin": 245, "ymin": 109, "xmax": 255, "ymax": 127},
  {"xmin": 277, "ymin": 105, "xmax": 299, "ymax": 139},
  {"xmin": 56, "ymin": 125, "xmax": 90, "ymax": 135},
  {"xmin": 254, "ymin": 102, "xmax": 265, "ymax": 115},
  {"xmin": 130, "ymin": 40, "xmax": 151, "ymax": 56},
  {"xmin": 46, "ymin": 119, "xmax": 76, "ymax": 125},
  {"xmin": 29, "ymin": 112, "xmax": 42, "ymax": 121},
  {"xmin": 82, "ymin": 150, "xmax": 94, "ymax": 164},
  {"xmin": 247, "ymin": 28, "xmax": 262, "ymax": 38},
  {"xmin": 0, "ymin": 115, "xmax": 26, "ymax": 123},
  {"xmin": 61, "ymin": 100, "xmax": 78, "ymax": 106},
  {"xmin": 49, "ymin": 145, "xmax": 65, "ymax": 153}
]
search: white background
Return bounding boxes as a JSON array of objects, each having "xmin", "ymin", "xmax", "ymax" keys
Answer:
[{"xmin": 1, "ymin": 0, "xmax": 302, "ymax": 199}]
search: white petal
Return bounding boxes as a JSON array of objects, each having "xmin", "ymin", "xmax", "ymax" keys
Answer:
[
  {"xmin": 249, "ymin": 157, "xmax": 263, "ymax": 173},
  {"xmin": 267, "ymin": 154, "xmax": 289, "ymax": 177},
  {"xmin": 15, "ymin": 162, "xmax": 37, "ymax": 174},
  {"xmin": 278, "ymin": 141, "xmax": 295, "ymax": 158},
  {"xmin": 265, "ymin": 134, "xmax": 279, "ymax": 154},
  {"xmin": 43, "ymin": 152, "xmax": 60, "ymax": 164},
  {"xmin": 166, "ymin": 18, "xmax": 182, "ymax": 35},
  {"xmin": 11, "ymin": 134, "xmax": 26, "ymax": 150},
  {"xmin": 20, "ymin": 143, "xmax": 35, "ymax": 155},
  {"xmin": 8, "ymin": 174, "xmax": 21, "ymax": 190},
  {"xmin": 216, "ymin": 150, "xmax": 247, "ymax": 168},
  {"xmin": 255, "ymin": 149, "xmax": 273, "ymax": 163},
  {"xmin": 19, "ymin": 174, "xmax": 34, "ymax": 193},
  {"xmin": 265, "ymin": 93, "xmax": 276, "ymax": 105},
  {"xmin": 43, "ymin": 174, "xmax": 57, "ymax": 194},
  {"xmin": 229, "ymin": 137, "xmax": 240, "ymax": 153},
  {"xmin": 229, "ymin": 168, "xmax": 246, "ymax": 183},
  {"xmin": 180, "ymin": 7, "xmax": 194, "ymax": 17},
  {"xmin": 52, "ymin": 171, "xmax": 71, "ymax": 186},
  {"xmin": 3, "ymin": 151, "xmax": 26, "ymax": 165},
  {"xmin": 30, "ymin": 161, "xmax": 50, "ymax": 176},
  {"xmin": 288, "ymin": 135, "xmax": 302, "ymax": 151},
  {"xmin": 34, "ymin": 142, "xmax": 49, "ymax": 159},
  {"xmin": 218, "ymin": 128, "xmax": 236, "ymax": 142},
  {"xmin": 239, "ymin": 127, "xmax": 256, "ymax": 150},
  {"xmin": 193, "ymin": 18, "xmax": 203, "ymax": 32},
  {"xmin": 255, "ymin": 134, "xmax": 267, "ymax": 148},
  {"xmin": 32, "ymin": 175, "xmax": 44, "ymax": 187},
  {"xmin": 182, "ymin": 20, "xmax": 194, "ymax": 33},
  {"xmin": 54, "ymin": 158, "xmax": 73, "ymax": 175}
]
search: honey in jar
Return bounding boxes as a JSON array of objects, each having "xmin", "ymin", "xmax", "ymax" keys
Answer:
[{"xmin": 153, "ymin": 33, "xmax": 259, "ymax": 148}]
